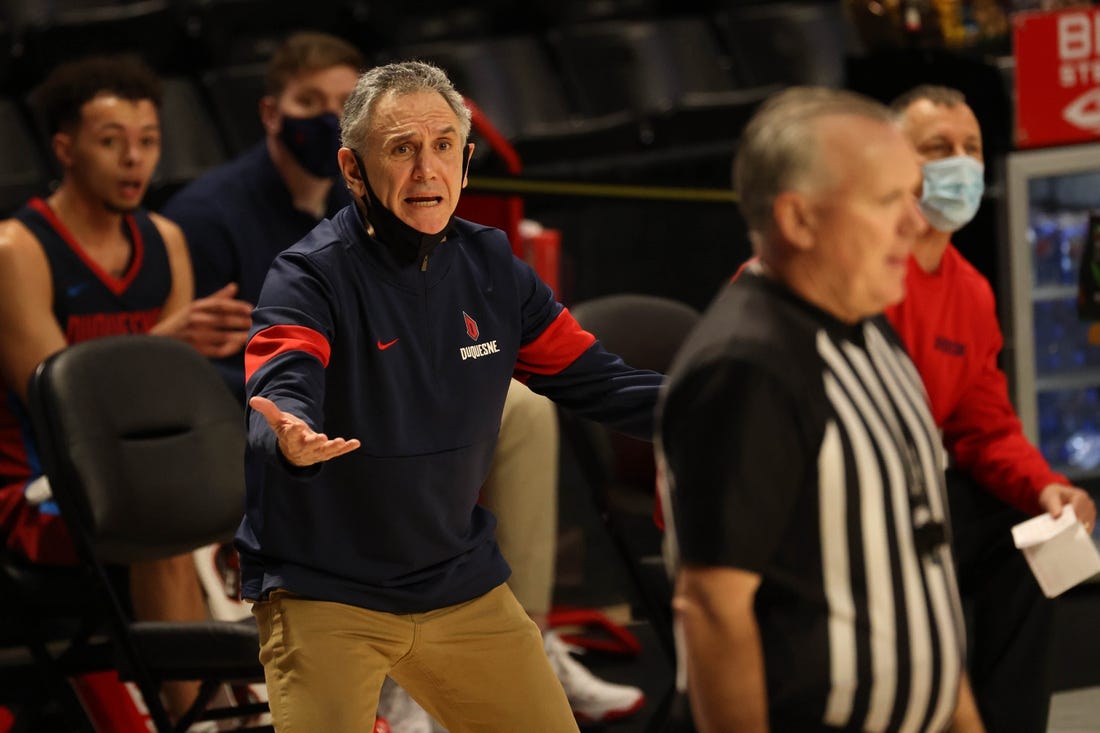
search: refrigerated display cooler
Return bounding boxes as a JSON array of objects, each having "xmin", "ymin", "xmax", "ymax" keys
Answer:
[{"xmin": 1005, "ymin": 143, "xmax": 1100, "ymax": 484}]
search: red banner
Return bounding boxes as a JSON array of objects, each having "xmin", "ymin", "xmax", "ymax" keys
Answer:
[{"xmin": 1015, "ymin": 8, "xmax": 1100, "ymax": 148}]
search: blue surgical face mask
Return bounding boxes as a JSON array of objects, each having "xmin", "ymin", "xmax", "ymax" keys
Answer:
[
  {"xmin": 919, "ymin": 155, "xmax": 985, "ymax": 233},
  {"xmin": 278, "ymin": 112, "xmax": 342, "ymax": 178}
]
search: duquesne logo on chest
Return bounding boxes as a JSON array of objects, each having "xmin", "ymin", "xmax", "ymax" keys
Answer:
[{"xmin": 459, "ymin": 310, "xmax": 499, "ymax": 361}]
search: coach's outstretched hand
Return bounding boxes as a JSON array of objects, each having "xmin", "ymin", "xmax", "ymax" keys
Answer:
[{"xmin": 249, "ymin": 395, "xmax": 361, "ymax": 466}]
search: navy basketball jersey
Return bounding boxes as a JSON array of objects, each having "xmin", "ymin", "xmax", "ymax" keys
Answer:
[
  {"xmin": 15, "ymin": 197, "xmax": 173, "ymax": 342},
  {"xmin": 0, "ymin": 197, "xmax": 174, "ymax": 563}
]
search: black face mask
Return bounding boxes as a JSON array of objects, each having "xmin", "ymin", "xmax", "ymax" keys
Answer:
[
  {"xmin": 279, "ymin": 112, "xmax": 342, "ymax": 178},
  {"xmin": 349, "ymin": 145, "xmax": 473, "ymax": 264}
]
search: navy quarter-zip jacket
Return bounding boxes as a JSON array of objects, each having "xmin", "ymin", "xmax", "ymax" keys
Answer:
[{"xmin": 238, "ymin": 205, "xmax": 663, "ymax": 612}]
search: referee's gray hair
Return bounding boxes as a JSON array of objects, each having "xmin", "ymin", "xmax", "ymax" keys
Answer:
[
  {"xmin": 340, "ymin": 60, "xmax": 472, "ymax": 152},
  {"xmin": 734, "ymin": 86, "xmax": 893, "ymax": 238}
]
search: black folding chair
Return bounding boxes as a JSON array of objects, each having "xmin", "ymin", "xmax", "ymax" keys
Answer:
[
  {"xmin": 0, "ymin": 548, "xmax": 113, "ymax": 732},
  {"xmin": 25, "ymin": 334, "xmax": 268, "ymax": 733},
  {"xmin": 561, "ymin": 293, "xmax": 700, "ymax": 733},
  {"xmin": 561, "ymin": 294, "xmax": 700, "ymax": 658}
]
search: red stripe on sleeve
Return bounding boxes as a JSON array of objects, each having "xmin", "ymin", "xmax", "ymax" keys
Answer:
[
  {"xmin": 245, "ymin": 324, "xmax": 331, "ymax": 383},
  {"xmin": 516, "ymin": 308, "xmax": 596, "ymax": 377}
]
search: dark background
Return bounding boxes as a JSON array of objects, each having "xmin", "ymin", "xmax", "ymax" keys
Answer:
[
  {"xmin": 3, "ymin": 4, "xmax": 1099, "ymax": 732},
  {"xmin": 0, "ymin": 0, "xmax": 1016, "ymax": 314}
]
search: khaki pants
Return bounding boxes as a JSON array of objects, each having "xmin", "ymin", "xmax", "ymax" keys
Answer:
[
  {"xmin": 481, "ymin": 379, "xmax": 559, "ymax": 617},
  {"xmin": 253, "ymin": 583, "xmax": 579, "ymax": 733}
]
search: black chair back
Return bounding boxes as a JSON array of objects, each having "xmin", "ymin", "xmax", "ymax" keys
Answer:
[
  {"xmin": 564, "ymin": 294, "xmax": 698, "ymax": 626},
  {"xmin": 29, "ymin": 335, "xmax": 245, "ymax": 564},
  {"xmin": 562, "ymin": 293, "xmax": 699, "ymax": 730},
  {"xmin": 25, "ymin": 334, "xmax": 268, "ymax": 733}
]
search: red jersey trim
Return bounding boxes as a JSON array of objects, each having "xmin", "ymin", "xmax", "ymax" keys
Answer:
[
  {"xmin": 245, "ymin": 325, "xmax": 331, "ymax": 383},
  {"xmin": 516, "ymin": 308, "xmax": 596, "ymax": 377},
  {"xmin": 29, "ymin": 197, "xmax": 145, "ymax": 297}
]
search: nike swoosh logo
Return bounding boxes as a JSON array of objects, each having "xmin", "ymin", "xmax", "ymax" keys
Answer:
[
  {"xmin": 377, "ymin": 338, "xmax": 399, "ymax": 350},
  {"xmin": 66, "ymin": 282, "xmax": 89, "ymax": 298}
]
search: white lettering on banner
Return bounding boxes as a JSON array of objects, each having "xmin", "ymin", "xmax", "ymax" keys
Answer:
[
  {"xmin": 459, "ymin": 340, "xmax": 500, "ymax": 361},
  {"xmin": 1056, "ymin": 11, "xmax": 1100, "ymax": 130},
  {"xmin": 1063, "ymin": 88, "xmax": 1100, "ymax": 130},
  {"xmin": 1059, "ymin": 12, "xmax": 1100, "ymax": 87},
  {"xmin": 1059, "ymin": 14, "xmax": 1092, "ymax": 60},
  {"xmin": 1062, "ymin": 60, "xmax": 1100, "ymax": 87}
]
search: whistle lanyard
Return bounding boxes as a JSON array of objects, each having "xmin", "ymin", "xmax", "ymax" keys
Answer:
[{"xmin": 883, "ymin": 393, "xmax": 945, "ymax": 560}]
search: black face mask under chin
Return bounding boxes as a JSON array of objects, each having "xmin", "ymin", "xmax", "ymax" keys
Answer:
[{"xmin": 349, "ymin": 148, "xmax": 471, "ymax": 266}]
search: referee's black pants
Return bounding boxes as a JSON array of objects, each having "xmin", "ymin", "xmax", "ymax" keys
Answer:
[{"xmin": 947, "ymin": 469, "xmax": 1053, "ymax": 733}]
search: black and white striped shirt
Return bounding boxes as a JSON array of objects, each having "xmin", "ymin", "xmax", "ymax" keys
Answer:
[{"xmin": 659, "ymin": 273, "xmax": 965, "ymax": 732}]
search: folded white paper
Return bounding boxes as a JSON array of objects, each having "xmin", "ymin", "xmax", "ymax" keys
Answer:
[{"xmin": 1011, "ymin": 506, "xmax": 1100, "ymax": 598}]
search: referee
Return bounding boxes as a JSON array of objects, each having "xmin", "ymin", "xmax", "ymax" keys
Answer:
[{"xmin": 658, "ymin": 87, "xmax": 982, "ymax": 733}]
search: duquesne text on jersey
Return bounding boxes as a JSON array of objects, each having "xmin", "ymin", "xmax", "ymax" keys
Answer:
[{"xmin": 459, "ymin": 340, "xmax": 499, "ymax": 361}]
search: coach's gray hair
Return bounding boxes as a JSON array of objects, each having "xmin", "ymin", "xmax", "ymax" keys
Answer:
[
  {"xmin": 340, "ymin": 60, "xmax": 472, "ymax": 152},
  {"xmin": 734, "ymin": 86, "xmax": 893, "ymax": 238}
]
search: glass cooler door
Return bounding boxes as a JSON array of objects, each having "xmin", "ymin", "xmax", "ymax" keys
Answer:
[{"xmin": 1006, "ymin": 143, "xmax": 1100, "ymax": 482}]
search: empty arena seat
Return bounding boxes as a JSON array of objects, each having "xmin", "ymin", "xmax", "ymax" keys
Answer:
[
  {"xmin": 393, "ymin": 34, "xmax": 642, "ymax": 169},
  {"xmin": 546, "ymin": 15, "xmax": 774, "ymax": 149},
  {"xmin": 0, "ymin": 97, "xmax": 52, "ymax": 216},
  {"xmin": 6, "ymin": 0, "xmax": 193, "ymax": 93},
  {"xmin": 200, "ymin": 62, "xmax": 267, "ymax": 157},
  {"xmin": 713, "ymin": 1, "xmax": 851, "ymax": 89},
  {"xmin": 147, "ymin": 76, "xmax": 227, "ymax": 207}
]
